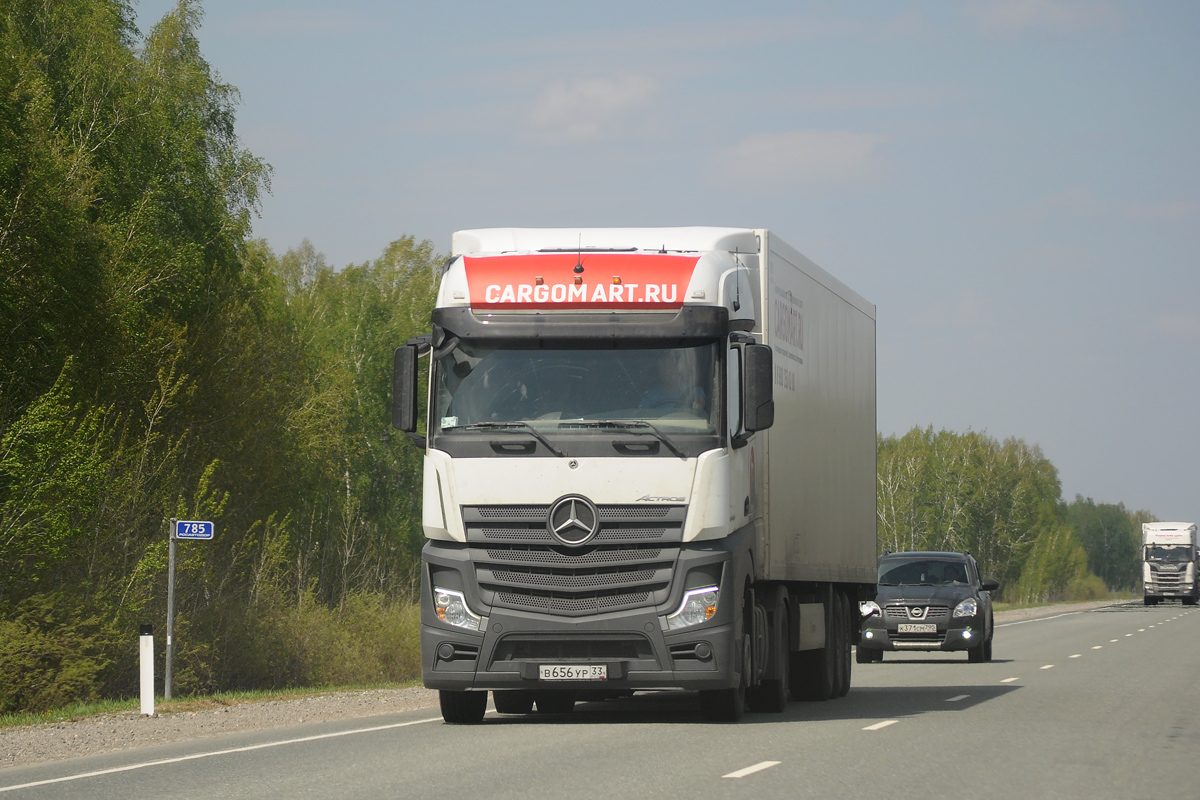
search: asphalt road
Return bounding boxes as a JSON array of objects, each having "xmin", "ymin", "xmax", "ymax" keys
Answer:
[{"xmin": 3, "ymin": 602, "xmax": 1198, "ymax": 799}]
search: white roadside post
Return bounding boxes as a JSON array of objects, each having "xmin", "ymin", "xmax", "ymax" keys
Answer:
[
  {"xmin": 165, "ymin": 518, "xmax": 215, "ymax": 702},
  {"xmin": 139, "ymin": 624, "xmax": 154, "ymax": 716}
]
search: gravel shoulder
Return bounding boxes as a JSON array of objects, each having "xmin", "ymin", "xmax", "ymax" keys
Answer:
[{"xmin": 0, "ymin": 599, "xmax": 1131, "ymax": 771}]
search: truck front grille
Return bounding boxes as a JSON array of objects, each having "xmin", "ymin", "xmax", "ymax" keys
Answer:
[{"xmin": 464, "ymin": 504, "xmax": 684, "ymax": 617}]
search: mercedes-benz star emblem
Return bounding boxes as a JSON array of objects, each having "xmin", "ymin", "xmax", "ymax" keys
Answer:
[{"xmin": 547, "ymin": 495, "xmax": 600, "ymax": 546}]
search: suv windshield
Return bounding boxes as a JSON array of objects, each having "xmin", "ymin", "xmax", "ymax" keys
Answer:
[
  {"xmin": 879, "ymin": 559, "xmax": 971, "ymax": 587},
  {"xmin": 1145, "ymin": 545, "xmax": 1193, "ymax": 562},
  {"xmin": 432, "ymin": 340, "xmax": 719, "ymax": 436}
]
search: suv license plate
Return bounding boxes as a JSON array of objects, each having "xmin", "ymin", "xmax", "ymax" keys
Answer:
[
  {"xmin": 897, "ymin": 623, "xmax": 937, "ymax": 634},
  {"xmin": 539, "ymin": 664, "xmax": 607, "ymax": 681}
]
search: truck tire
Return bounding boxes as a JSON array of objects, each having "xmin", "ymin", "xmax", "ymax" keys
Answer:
[
  {"xmin": 439, "ymin": 690, "xmax": 487, "ymax": 724},
  {"xmin": 700, "ymin": 611, "xmax": 749, "ymax": 722},
  {"xmin": 746, "ymin": 590, "xmax": 790, "ymax": 713},
  {"xmin": 493, "ymin": 690, "xmax": 534, "ymax": 714},
  {"xmin": 534, "ymin": 693, "xmax": 576, "ymax": 714},
  {"xmin": 834, "ymin": 591, "xmax": 851, "ymax": 697}
]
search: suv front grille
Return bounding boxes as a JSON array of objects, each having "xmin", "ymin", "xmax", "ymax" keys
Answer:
[
  {"xmin": 885, "ymin": 605, "xmax": 951, "ymax": 621},
  {"xmin": 464, "ymin": 504, "xmax": 685, "ymax": 617}
]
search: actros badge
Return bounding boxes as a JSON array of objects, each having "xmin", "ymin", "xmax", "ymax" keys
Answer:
[{"xmin": 547, "ymin": 495, "xmax": 600, "ymax": 546}]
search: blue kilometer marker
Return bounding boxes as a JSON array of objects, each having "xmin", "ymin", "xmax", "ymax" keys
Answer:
[{"xmin": 175, "ymin": 520, "xmax": 214, "ymax": 540}]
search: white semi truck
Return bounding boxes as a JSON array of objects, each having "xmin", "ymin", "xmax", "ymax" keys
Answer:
[
  {"xmin": 393, "ymin": 227, "xmax": 877, "ymax": 722},
  {"xmin": 1142, "ymin": 522, "xmax": 1198, "ymax": 606}
]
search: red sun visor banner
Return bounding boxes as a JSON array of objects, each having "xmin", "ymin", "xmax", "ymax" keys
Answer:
[{"xmin": 463, "ymin": 253, "xmax": 701, "ymax": 310}]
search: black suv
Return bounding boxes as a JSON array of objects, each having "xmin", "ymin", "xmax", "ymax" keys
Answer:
[{"xmin": 858, "ymin": 551, "xmax": 1000, "ymax": 663}]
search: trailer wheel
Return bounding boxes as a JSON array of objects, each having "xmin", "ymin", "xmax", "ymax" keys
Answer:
[
  {"xmin": 439, "ymin": 690, "xmax": 487, "ymax": 724},
  {"xmin": 493, "ymin": 690, "xmax": 534, "ymax": 714}
]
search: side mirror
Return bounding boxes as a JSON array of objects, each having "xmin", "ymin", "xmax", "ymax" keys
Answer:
[
  {"xmin": 981, "ymin": 579, "xmax": 1000, "ymax": 592},
  {"xmin": 743, "ymin": 343, "xmax": 774, "ymax": 433},
  {"xmin": 392, "ymin": 345, "xmax": 418, "ymax": 432}
]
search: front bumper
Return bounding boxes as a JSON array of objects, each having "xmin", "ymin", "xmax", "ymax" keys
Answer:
[
  {"xmin": 420, "ymin": 532, "xmax": 749, "ymax": 693},
  {"xmin": 1144, "ymin": 584, "xmax": 1197, "ymax": 599},
  {"xmin": 859, "ymin": 615, "xmax": 984, "ymax": 652},
  {"xmin": 422, "ymin": 608, "xmax": 739, "ymax": 692}
]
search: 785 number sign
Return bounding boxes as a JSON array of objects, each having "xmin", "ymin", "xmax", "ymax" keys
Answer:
[{"xmin": 174, "ymin": 520, "xmax": 214, "ymax": 540}]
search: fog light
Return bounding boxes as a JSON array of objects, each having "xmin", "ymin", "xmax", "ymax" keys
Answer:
[
  {"xmin": 962, "ymin": 630, "xmax": 973, "ymax": 640},
  {"xmin": 864, "ymin": 630, "xmax": 875, "ymax": 639}
]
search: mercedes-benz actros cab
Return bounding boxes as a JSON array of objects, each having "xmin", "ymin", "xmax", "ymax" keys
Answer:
[{"xmin": 393, "ymin": 227, "xmax": 877, "ymax": 722}]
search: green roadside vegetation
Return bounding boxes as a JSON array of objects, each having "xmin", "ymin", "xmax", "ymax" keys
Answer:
[{"xmin": 0, "ymin": 0, "xmax": 1157, "ymax": 718}]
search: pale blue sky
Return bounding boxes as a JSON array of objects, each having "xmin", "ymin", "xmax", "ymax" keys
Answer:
[{"xmin": 133, "ymin": 1, "xmax": 1200, "ymax": 523}]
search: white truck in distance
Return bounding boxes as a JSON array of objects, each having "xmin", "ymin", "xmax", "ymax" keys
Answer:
[
  {"xmin": 1142, "ymin": 522, "xmax": 1198, "ymax": 606},
  {"xmin": 392, "ymin": 227, "xmax": 877, "ymax": 723}
]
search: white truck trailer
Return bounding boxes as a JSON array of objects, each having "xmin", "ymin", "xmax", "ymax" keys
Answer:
[
  {"xmin": 393, "ymin": 227, "xmax": 877, "ymax": 722},
  {"xmin": 1142, "ymin": 522, "xmax": 1198, "ymax": 605}
]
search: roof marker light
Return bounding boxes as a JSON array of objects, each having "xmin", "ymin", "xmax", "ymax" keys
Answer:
[
  {"xmin": 612, "ymin": 277, "xmax": 622, "ymax": 285},
  {"xmin": 535, "ymin": 276, "xmax": 544, "ymax": 285}
]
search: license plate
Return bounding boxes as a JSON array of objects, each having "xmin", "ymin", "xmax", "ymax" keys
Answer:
[
  {"xmin": 539, "ymin": 664, "xmax": 607, "ymax": 681},
  {"xmin": 897, "ymin": 623, "xmax": 937, "ymax": 634}
]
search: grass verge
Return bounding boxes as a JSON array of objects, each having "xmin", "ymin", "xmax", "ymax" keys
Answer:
[{"xmin": 0, "ymin": 680, "xmax": 424, "ymax": 730}]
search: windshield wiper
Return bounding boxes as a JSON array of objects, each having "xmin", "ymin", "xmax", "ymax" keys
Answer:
[
  {"xmin": 455, "ymin": 421, "xmax": 565, "ymax": 457},
  {"xmin": 571, "ymin": 419, "xmax": 688, "ymax": 459}
]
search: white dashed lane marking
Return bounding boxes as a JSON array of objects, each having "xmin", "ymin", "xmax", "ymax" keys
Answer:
[
  {"xmin": 1092, "ymin": 646, "xmax": 1102, "ymax": 650},
  {"xmin": 863, "ymin": 720, "xmax": 899, "ymax": 731},
  {"xmin": 946, "ymin": 695, "xmax": 970, "ymax": 702},
  {"xmin": 1040, "ymin": 664, "xmax": 1055, "ymax": 670},
  {"xmin": 1069, "ymin": 654, "xmax": 1081, "ymax": 659},
  {"xmin": 1000, "ymin": 677, "xmax": 1019, "ymax": 683},
  {"xmin": 722, "ymin": 761, "xmax": 781, "ymax": 779}
]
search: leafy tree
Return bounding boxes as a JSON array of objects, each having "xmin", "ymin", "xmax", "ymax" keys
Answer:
[{"xmin": 1065, "ymin": 496, "xmax": 1144, "ymax": 591}]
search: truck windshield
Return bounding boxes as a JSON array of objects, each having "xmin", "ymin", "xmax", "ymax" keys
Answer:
[
  {"xmin": 432, "ymin": 340, "xmax": 719, "ymax": 436},
  {"xmin": 1145, "ymin": 545, "xmax": 1193, "ymax": 562},
  {"xmin": 878, "ymin": 560, "xmax": 971, "ymax": 586}
]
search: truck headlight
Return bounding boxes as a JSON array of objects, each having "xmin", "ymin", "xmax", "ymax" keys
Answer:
[
  {"xmin": 860, "ymin": 600, "xmax": 882, "ymax": 618},
  {"xmin": 667, "ymin": 586, "xmax": 719, "ymax": 630},
  {"xmin": 434, "ymin": 587, "xmax": 483, "ymax": 631},
  {"xmin": 953, "ymin": 597, "xmax": 978, "ymax": 618}
]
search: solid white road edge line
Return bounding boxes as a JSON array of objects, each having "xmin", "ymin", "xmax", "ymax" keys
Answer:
[
  {"xmin": 723, "ymin": 761, "xmax": 781, "ymax": 779},
  {"xmin": 863, "ymin": 720, "xmax": 899, "ymax": 731},
  {"xmin": 0, "ymin": 716, "xmax": 443, "ymax": 793}
]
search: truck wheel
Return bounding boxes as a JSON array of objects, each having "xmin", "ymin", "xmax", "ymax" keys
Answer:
[
  {"xmin": 835, "ymin": 592, "xmax": 851, "ymax": 697},
  {"xmin": 747, "ymin": 592, "xmax": 790, "ymax": 713},
  {"xmin": 700, "ymin": 627, "xmax": 749, "ymax": 722},
  {"xmin": 534, "ymin": 693, "xmax": 576, "ymax": 714},
  {"xmin": 493, "ymin": 690, "xmax": 534, "ymax": 714},
  {"xmin": 439, "ymin": 690, "xmax": 487, "ymax": 724}
]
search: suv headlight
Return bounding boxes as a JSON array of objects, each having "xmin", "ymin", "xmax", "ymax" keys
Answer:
[
  {"xmin": 953, "ymin": 597, "xmax": 978, "ymax": 618},
  {"xmin": 860, "ymin": 600, "xmax": 882, "ymax": 618},
  {"xmin": 433, "ymin": 587, "xmax": 483, "ymax": 631},
  {"xmin": 667, "ymin": 586, "xmax": 719, "ymax": 630}
]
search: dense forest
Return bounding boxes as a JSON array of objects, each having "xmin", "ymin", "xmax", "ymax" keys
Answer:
[{"xmin": 0, "ymin": 1, "xmax": 1153, "ymax": 714}]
